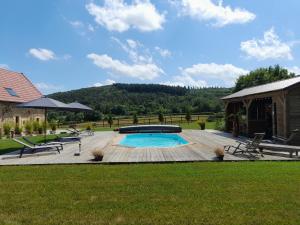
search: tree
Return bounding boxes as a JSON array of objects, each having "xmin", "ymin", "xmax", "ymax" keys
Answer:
[
  {"xmin": 185, "ymin": 109, "xmax": 192, "ymax": 124},
  {"xmin": 158, "ymin": 112, "xmax": 164, "ymax": 124},
  {"xmin": 234, "ymin": 65, "xmax": 295, "ymax": 92},
  {"xmin": 133, "ymin": 114, "xmax": 138, "ymax": 124},
  {"xmin": 107, "ymin": 114, "xmax": 113, "ymax": 128}
]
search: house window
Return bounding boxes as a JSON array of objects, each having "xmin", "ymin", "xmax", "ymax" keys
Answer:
[{"xmin": 5, "ymin": 88, "xmax": 18, "ymax": 97}]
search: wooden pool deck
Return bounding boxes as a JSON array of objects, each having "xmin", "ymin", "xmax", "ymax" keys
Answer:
[{"xmin": 0, "ymin": 130, "xmax": 299, "ymax": 165}]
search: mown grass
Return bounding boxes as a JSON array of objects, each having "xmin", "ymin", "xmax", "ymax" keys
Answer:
[{"xmin": 0, "ymin": 162, "xmax": 300, "ymax": 225}]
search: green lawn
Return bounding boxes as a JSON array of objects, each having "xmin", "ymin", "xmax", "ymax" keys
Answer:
[
  {"xmin": 0, "ymin": 162, "xmax": 300, "ymax": 225},
  {"xmin": 0, "ymin": 134, "xmax": 68, "ymax": 155}
]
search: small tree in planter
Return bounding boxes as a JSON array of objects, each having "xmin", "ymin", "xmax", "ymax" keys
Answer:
[
  {"xmin": 91, "ymin": 148, "xmax": 104, "ymax": 161},
  {"xmin": 14, "ymin": 124, "xmax": 23, "ymax": 136},
  {"xmin": 133, "ymin": 114, "xmax": 138, "ymax": 124},
  {"xmin": 33, "ymin": 121, "xmax": 40, "ymax": 134},
  {"xmin": 3, "ymin": 122, "xmax": 12, "ymax": 138},
  {"xmin": 24, "ymin": 121, "xmax": 33, "ymax": 135},
  {"xmin": 49, "ymin": 121, "xmax": 57, "ymax": 134},
  {"xmin": 214, "ymin": 147, "xmax": 225, "ymax": 161},
  {"xmin": 197, "ymin": 120, "xmax": 206, "ymax": 130}
]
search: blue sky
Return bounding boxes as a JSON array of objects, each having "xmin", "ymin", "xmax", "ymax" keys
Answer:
[{"xmin": 1, "ymin": 0, "xmax": 300, "ymax": 94}]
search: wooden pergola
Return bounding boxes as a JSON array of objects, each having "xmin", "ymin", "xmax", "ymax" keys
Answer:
[{"xmin": 222, "ymin": 77, "xmax": 300, "ymax": 144}]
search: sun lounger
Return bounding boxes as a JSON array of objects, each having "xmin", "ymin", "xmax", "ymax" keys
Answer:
[
  {"xmin": 224, "ymin": 133, "xmax": 265, "ymax": 157},
  {"xmin": 259, "ymin": 143, "xmax": 300, "ymax": 158},
  {"xmin": 263, "ymin": 129, "xmax": 299, "ymax": 145},
  {"xmin": 13, "ymin": 138, "xmax": 63, "ymax": 158},
  {"xmin": 67, "ymin": 127, "xmax": 94, "ymax": 136}
]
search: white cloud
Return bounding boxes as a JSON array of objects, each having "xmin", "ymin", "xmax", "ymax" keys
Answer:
[
  {"xmin": 163, "ymin": 63, "xmax": 248, "ymax": 88},
  {"xmin": 29, "ymin": 48, "xmax": 56, "ymax": 61},
  {"xmin": 69, "ymin": 20, "xmax": 84, "ymax": 28},
  {"xmin": 241, "ymin": 28, "xmax": 293, "ymax": 60},
  {"xmin": 286, "ymin": 66, "xmax": 300, "ymax": 75},
  {"xmin": 162, "ymin": 75, "xmax": 207, "ymax": 87},
  {"xmin": 35, "ymin": 82, "xmax": 63, "ymax": 94},
  {"xmin": 0, "ymin": 64, "xmax": 9, "ymax": 69},
  {"xmin": 87, "ymin": 53, "xmax": 164, "ymax": 80},
  {"xmin": 86, "ymin": 0, "xmax": 165, "ymax": 32},
  {"xmin": 111, "ymin": 37, "xmax": 152, "ymax": 63},
  {"xmin": 155, "ymin": 47, "xmax": 171, "ymax": 58},
  {"xmin": 173, "ymin": 0, "xmax": 255, "ymax": 27},
  {"xmin": 93, "ymin": 79, "xmax": 116, "ymax": 87}
]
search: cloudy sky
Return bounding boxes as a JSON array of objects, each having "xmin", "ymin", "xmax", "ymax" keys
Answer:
[{"xmin": 1, "ymin": 0, "xmax": 300, "ymax": 94}]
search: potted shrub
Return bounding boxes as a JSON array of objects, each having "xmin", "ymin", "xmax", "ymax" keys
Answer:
[
  {"xmin": 214, "ymin": 147, "xmax": 225, "ymax": 161},
  {"xmin": 24, "ymin": 121, "xmax": 33, "ymax": 135},
  {"xmin": 14, "ymin": 124, "xmax": 23, "ymax": 136},
  {"xmin": 3, "ymin": 122, "xmax": 12, "ymax": 138},
  {"xmin": 91, "ymin": 148, "xmax": 104, "ymax": 161},
  {"xmin": 198, "ymin": 120, "xmax": 206, "ymax": 130},
  {"xmin": 33, "ymin": 121, "xmax": 40, "ymax": 134},
  {"xmin": 50, "ymin": 121, "xmax": 57, "ymax": 134}
]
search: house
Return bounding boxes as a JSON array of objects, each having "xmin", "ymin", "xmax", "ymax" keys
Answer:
[
  {"xmin": 0, "ymin": 68, "xmax": 44, "ymax": 128},
  {"xmin": 222, "ymin": 76, "xmax": 300, "ymax": 144}
]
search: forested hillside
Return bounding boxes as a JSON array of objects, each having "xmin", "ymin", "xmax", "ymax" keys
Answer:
[{"xmin": 48, "ymin": 84, "xmax": 231, "ymax": 118}]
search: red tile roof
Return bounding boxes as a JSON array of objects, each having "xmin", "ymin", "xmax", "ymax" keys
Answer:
[{"xmin": 0, "ymin": 68, "xmax": 43, "ymax": 103}]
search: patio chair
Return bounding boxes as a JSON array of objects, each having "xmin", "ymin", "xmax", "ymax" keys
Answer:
[
  {"xmin": 23, "ymin": 136, "xmax": 70, "ymax": 148},
  {"xmin": 12, "ymin": 138, "xmax": 63, "ymax": 158},
  {"xmin": 224, "ymin": 133, "xmax": 265, "ymax": 158},
  {"xmin": 269, "ymin": 129, "xmax": 299, "ymax": 145},
  {"xmin": 67, "ymin": 127, "xmax": 94, "ymax": 136}
]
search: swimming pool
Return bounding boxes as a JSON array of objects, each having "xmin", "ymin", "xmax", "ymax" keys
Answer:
[{"xmin": 119, "ymin": 133, "xmax": 189, "ymax": 148}]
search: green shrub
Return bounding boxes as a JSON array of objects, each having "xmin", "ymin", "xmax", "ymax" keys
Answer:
[
  {"xmin": 24, "ymin": 121, "xmax": 33, "ymax": 135},
  {"xmin": 33, "ymin": 121, "xmax": 40, "ymax": 133},
  {"xmin": 49, "ymin": 121, "xmax": 57, "ymax": 131},
  {"xmin": 14, "ymin": 124, "xmax": 23, "ymax": 135},
  {"xmin": 215, "ymin": 118, "xmax": 225, "ymax": 131},
  {"xmin": 197, "ymin": 120, "xmax": 206, "ymax": 130},
  {"xmin": 86, "ymin": 123, "xmax": 92, "ymax": 131},
  {"xmin": 3, "ymin": 122, "xmax": 12, "ymax": 137}
]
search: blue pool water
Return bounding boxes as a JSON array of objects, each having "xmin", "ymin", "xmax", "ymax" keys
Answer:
[{"xmin": 120, "ymin": 133, "xmax": 189, "ymax": 148}]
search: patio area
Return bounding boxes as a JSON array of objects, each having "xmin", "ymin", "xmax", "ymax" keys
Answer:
[{"xmin": 0, "ymin": 130, "xmax": 299, "ymax": 165}]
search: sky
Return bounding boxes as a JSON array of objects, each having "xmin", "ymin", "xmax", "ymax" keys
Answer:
[{"xmin": 1, "ymin": 0, "xmax": 300, "ymax": 94}]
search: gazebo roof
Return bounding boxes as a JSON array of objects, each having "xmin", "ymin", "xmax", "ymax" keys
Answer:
[{"xmin": 222, "ymin": 76, "xmax": 300, "ymax": 100}]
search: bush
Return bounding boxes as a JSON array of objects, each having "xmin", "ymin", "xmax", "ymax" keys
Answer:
[
  {"xmin": 24, "ymin": 121, "xmax": 33, "ymax": 135},
  {"xmin": 214, "ymin": 147, "xmax": 225, "ymax": 158},
  {"xmin": 49, "ymin": 121, "xmax": 57, "ymax": 131},
  {"xmin": 86, "ymin": 123, "xmax": 92, "ymax": 131},
  {"xmin": 14, "ymin": 124, "xmax": 23, "ymax": 135},
  {"xmin": 91, "ymin": 148, "xmax": 104, "ymax": 161},
  {"xmin": 197, "ymin": 121, "xmax": 205, "ymax": 130},
  {"xmin": 3, "ymin": 122, "xmax": 12, "ymax": 137},
  {"xmin": 215, "ymin": 118, "xmax": 225, "ymax": 131},
  {"xmin": 33, "ymin": 121, "xmax": 40, "ymax": 133}
]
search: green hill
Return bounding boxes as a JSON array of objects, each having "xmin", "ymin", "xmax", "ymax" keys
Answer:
[{"xmin": 48, "ymin": 83, "xmax": 231, "ymax": 117}]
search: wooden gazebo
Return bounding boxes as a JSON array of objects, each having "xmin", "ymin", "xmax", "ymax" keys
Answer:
[{"xmin": 222, "ymin": 76, "xmax": 300, "ymax": 144}]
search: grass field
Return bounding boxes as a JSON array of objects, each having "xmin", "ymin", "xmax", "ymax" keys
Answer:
[{"xmin": 1, "ymin": 162, "xmax": 300, "ymax": 225}]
